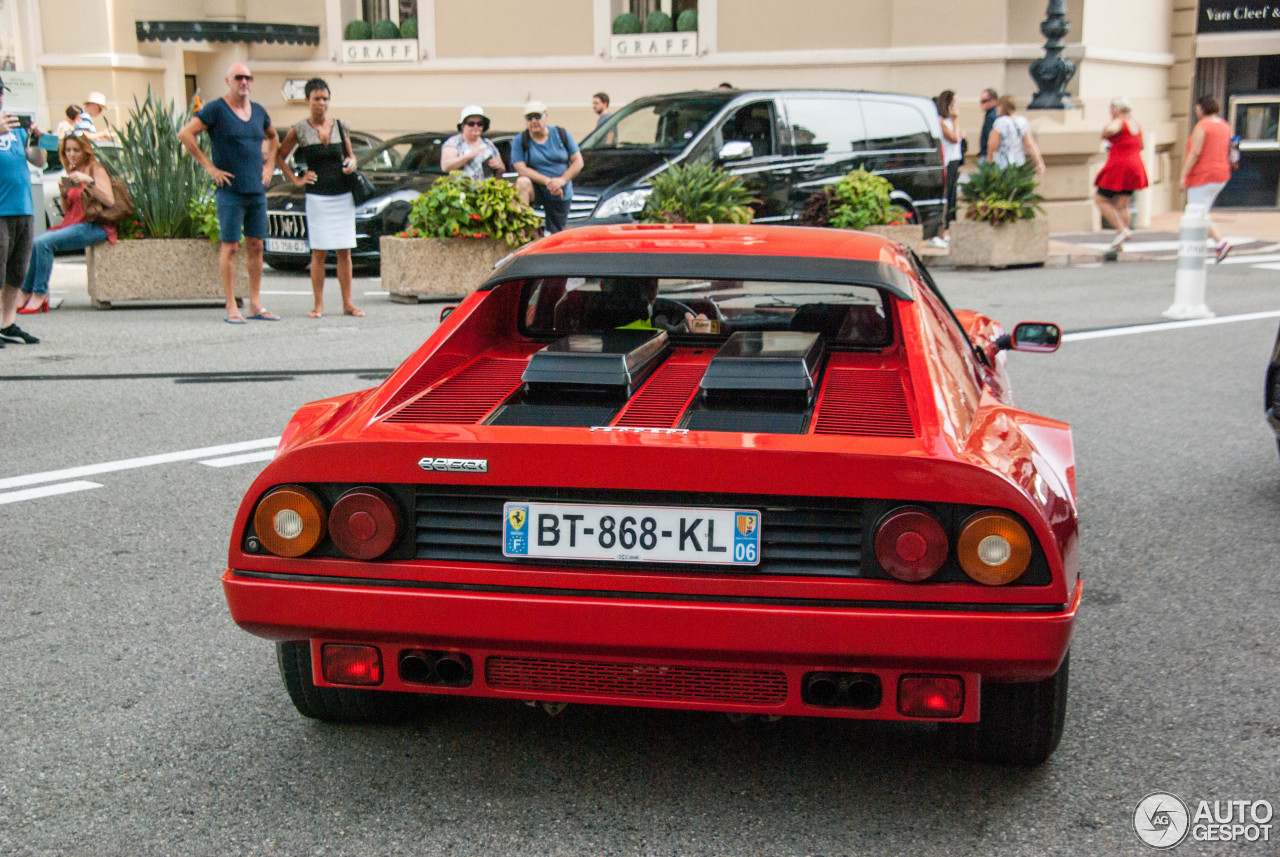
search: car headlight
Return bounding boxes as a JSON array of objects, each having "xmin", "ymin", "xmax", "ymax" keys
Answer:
[
  {"xmin": 594, "ymin": 188, "xmax": 652, "ymax": 220},
  {"xmin": 355, "ymin": 189, "xmax": 419, "ymax": 218}
]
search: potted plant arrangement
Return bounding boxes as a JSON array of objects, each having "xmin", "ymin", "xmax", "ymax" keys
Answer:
[
  {"xmin": 381, "ymin": 173, "xmax": 542, "ymax": 302},
  {"xmin": 948, "ymin": 162, "xmax": 1048, "ymax": 268},
  {"xmin": 636, "ymin": 161, "xmax": 756, "ymax": 224},
  {"xmin": 798, "ymin": 168, "xmax": 924, "ymax": 252},
  {"xmin": 87, "ymin": 88, "xmax": 245, "ymax": 308}
]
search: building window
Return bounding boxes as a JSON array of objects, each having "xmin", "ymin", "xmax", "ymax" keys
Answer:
[
  {"xmin": 611, "ymin": 0, "xmax": 697, "ymax": 32},
  {"xmin": 343, "ymin": 0, "xmax": 417, "ymax": 38}
]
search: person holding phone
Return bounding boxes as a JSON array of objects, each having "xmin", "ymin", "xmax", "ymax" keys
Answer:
[{"xmin": 0, "ymin": 75, "xmax": 48, "ymax": 348}]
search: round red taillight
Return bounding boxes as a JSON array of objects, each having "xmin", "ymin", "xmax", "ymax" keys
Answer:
[
  {"xmin": 873, "ymin": 506, "xmax": 948, "ymax": 582},
  {"xmin": 253, "ymin": 486, "xmax": 326, "ymax": 558},
  {"xmin": 328, "ymin": 487, "xmax": 402, "ymax": 560}
]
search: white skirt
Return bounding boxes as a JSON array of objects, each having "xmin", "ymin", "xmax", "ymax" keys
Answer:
[{"xmin": 305, "ymin": 192, "xmax": 357, "ymax": 250}]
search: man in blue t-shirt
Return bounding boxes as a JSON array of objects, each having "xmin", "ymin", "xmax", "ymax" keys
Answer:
[
  {"xmin": 512, "ymin": 101, "xmax": 583, "ymax": 234},
  {"xmin": 0, "ymin": 76, "xmax": 48, "ymax": 348},
  {"xmin": 178, "ymin": 62, "xmax": 280, "ymax": 323}
]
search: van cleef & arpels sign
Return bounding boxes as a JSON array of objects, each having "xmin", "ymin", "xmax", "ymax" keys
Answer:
[{"xmin": 1198, "ymin": 1, "xmax": 1280, "ymax": 32}]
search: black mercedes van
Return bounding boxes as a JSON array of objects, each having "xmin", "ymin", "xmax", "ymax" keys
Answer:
[{"xmin": 570, "ymin": 89, "xmax": 947, "ymax": 234}]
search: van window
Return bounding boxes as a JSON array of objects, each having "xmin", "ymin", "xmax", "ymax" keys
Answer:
[
  {"xmin": 719, "ymin": 102, "xmax": 777, "ymax": 157},
  {"xmin": 581, "ymin": 95, "xmax": 726, "ymax": 151},
  {"xmin": 863, "ymin": 102, "xmax": 935, "ymax": 151},
  {"xmin": 786, "ymin": 98, "xmax": 866, "ymax": 156}
]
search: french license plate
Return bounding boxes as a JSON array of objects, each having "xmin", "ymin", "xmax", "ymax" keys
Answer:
[
  {"xmin": 503, "ymin": 502, "xmax": 761, "ymax": 565},
  {"xmin": 266, "ymin": 238, "xmax": 309, "ymax": 254}
]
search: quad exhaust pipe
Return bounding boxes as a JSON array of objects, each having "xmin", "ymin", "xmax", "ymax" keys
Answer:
[{"xmin": 399, "ymin": 649, "xmax": 473, "ymax": 687}]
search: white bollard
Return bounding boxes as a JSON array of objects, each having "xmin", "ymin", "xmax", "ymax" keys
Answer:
[{"xmin": 1163, "ymin": 203, "xmax": 1215, "ymax": 320}]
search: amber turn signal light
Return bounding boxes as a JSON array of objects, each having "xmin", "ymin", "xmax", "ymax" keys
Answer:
[
  {"xmin": 957, "ymin": 510, "xmax": 1032, "ymax": 585},
  {"xmin": 253, "ymin": 486, "xmax": 326, "ymax": 558}
]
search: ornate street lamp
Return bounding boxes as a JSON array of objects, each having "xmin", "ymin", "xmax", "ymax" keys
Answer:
[{"xmin": 1029, "ymin": 0, "xmax": 1077, "ymax": 109}]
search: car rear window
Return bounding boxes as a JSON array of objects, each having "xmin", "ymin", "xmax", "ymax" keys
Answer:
[{"xmin": 521, "ymin": 277, "xmax": 892, "ymax": 347}]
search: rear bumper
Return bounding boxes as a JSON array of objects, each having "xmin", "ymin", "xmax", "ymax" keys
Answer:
[{"xmin": 224, "ymin": 570, "xmax": 1079, "ymax": 722}]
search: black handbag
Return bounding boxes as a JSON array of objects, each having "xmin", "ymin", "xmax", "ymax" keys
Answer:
[{"xmin": 336, "ymin": 120, "xmax": 377, "ymax": 203}]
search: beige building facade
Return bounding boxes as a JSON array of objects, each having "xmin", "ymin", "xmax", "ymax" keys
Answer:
[{"xmin": 6, "ymin": 0, "xmax": 1279, "ymax": 230}]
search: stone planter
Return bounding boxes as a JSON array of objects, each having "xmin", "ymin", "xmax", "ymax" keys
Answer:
[
  {"xmin": 947, "ymin": 218, "xmax": 1049, "ymax": 268},
  {"xmin": 381, "ymin": 236, "xmax": 512, "ymax": 303},
  {"xmin": 86, "ymin": 239, "xmax": 247, "ymax": 309},
  {"xmin": 863, "ymin": 224, "xmax": 925, "ymax": 254}
]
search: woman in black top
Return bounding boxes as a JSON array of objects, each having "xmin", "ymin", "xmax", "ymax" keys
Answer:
[{"xmin": 276, "ymin": 78, "xmax": 363, "ymax": 318}]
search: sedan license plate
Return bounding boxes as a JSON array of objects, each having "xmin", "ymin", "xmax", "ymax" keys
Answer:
[
  {"xmin": 266, "ymin": 238, "xmax": 309, "ymax": 254},
  {"xmin": 503, "ymin": 502, "xmax": 761, "ymax": 565}
]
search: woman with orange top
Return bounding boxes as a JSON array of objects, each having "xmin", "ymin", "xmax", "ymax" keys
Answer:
[{"xmin": 1180, "ymin": 95, "xmax": 1234, "ymax": 262}]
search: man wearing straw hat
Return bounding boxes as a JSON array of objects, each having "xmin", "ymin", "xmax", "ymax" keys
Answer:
[{"xmin": 74, "ymin": 92, "xmax": 114, "ymax": 142}]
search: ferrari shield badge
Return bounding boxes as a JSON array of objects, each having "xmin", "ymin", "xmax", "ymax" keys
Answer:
[{"xmin": 505, "ymin": 504, "xmax": 530, "ymax": 556}]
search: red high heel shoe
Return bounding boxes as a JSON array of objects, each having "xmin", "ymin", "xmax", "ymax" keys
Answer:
[{"xmin": 17, "ymin": 296, "xmax": 49, "ymax": 314}]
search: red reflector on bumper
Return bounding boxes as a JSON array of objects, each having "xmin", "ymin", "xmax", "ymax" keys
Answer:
[
  {"xmin": 897, "ymin": 674, "xmax": 964, "ymax": 718},
  {"xmin": 321, "ymin": 644, "xmax": 383, "ymax": 686}
]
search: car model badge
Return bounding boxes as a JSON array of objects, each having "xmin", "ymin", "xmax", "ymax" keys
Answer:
[{"xmin": 418, "ymin": 457, "xmax": 488, "ymax": 473}]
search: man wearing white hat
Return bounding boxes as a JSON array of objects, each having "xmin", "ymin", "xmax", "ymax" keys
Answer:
[
  {"xmin": 74, "ymin": 92, "xmax": 114, "ymax": 141},
  {"xmin": 440, "ymin": 105, "xmax": 503, "ymax": 180},
  {"xmin": 512, "ymin": 100, "xmax": 582, "ymax": 234}
]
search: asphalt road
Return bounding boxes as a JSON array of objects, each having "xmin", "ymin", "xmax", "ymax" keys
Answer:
[{"xmin": 1, "ymin": 257, "xmax": 1277, "ymax": 856}]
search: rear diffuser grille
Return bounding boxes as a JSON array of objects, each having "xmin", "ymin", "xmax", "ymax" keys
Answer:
[
  {"xmin": 486, "ymin": 656, "xmax": 788, "ymax": 705},
  {"xmin": 416, "ymin": 488, "xmax": 863, "ymax": 576},
  {"xmin": 385, "ymin": 356, "xmax": 527, "ymax": 424},
  {"xmin": 812, "ymin": 367, "xmax": 915, "ymax": 437}
]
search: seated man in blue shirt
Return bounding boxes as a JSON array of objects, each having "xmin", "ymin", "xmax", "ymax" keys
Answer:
[{"xmin": 511, "ymin": 101, "xmax": 583, "ymax": 234}]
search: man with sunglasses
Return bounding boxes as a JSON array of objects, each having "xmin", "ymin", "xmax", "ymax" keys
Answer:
[
  {"xmin": 976, "ymin": 88, "xmax": 999, "ymax": 164},
  {"xmin": 440, "ymin": 105, "xmax": 503, "ymax": 180},
  {"xmin": 178, "ymin": 62, "xmax": 280, "ymax": 323},
  {"xmin": 512, "ymin": 101, "xmax": 583, "ymax": 234}
]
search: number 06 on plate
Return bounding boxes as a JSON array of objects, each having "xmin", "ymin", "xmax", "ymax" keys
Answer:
[{"xmin": 503, "ymin": 501, "xmax": 761, "ymax": 565}]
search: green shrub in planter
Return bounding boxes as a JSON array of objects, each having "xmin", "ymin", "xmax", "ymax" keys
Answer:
[
  {"xmin": 399, "ymin": 17, "xmax": 418, "ymax": 38},
  {"xmin": 613, "ymin": 12, "xmax": 641, "ymax": 33},
  {"xmin": 403, "ymin": 174, "xmax": 543, "ymax": 246},
  {"xmin": 676, "ymin": 9, "xmax": 698, "ymax": 31},
  {"xmin": 639, "ymin": 162, "xmax": 757, "ymax": 224},
  {"xmin": 825, "ymin": 169, "xmax": 905, "ymax": 230},
  {"xmin": 371, "ymin": 18, "xmax": 400, "ymax": 39},
  {"xmin": 960, "ymin": 162, "xmax": 1044, "ymax": 225},
  {"xmin": 344, "ymin": 19, "xmax": 372, "ymax": 39},
  {"xmin": 645, "ymin": 11, "xmax": 674, "ymax": 32}
]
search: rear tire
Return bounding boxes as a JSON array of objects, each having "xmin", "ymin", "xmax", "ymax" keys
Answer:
[
  {"xmin": 940, "ymin": 650, "xmax": 1069, "ymax": 766},
  {"xmin": 276, "ymin": 641, "xmax": 417, "ymax": 723}
]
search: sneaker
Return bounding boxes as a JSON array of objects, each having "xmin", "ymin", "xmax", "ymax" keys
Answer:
[
  {"xmin": 1107, "ymin": 228, "xmax": 1132, "ymax": 251},
  {"xmin": 1215, "ymin": 241, "xmax": 1232, "ymax": 263},
  {"xmin": 927, "ymin": 236, "xmax": 949, "ymax": 249},
  {"xmin": 0, "ymin": 324, "xmax": 38, "ymax": 344}
]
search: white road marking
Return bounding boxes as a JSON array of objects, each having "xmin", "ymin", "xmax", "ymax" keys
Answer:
[
  {"xmin": 0, "ymin": 481, "xmax": 102, "ymax": 506},
  {"xmin": 1252, "ymin": 263, "xmax": 1280, "ymax": 271},
  {"xmin": 1220, "ymin": 253, "xmax": 1280, "ymax": 266},
  {"xmin": 259, "ymin": 290, "xmax": 313, "ymax": 296},
  {"xmin": 200, "ymin": 450, "xmax": 277, "ymax": 468},
  {"xmin": 1063, "ymin": 310, "xmax": 1280, "ymax": 342},
  {"xmin": 0, "ymin": 437, "xmax": 280, "ymax": 491}
]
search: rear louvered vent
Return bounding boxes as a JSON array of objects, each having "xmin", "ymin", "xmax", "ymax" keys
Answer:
[
  {"xmin": 613, "ymin": 362, "xmax": 705, "ymax": 428},
  {"xmin": 415, "ymin": 489, "xmax": 863, "ymax": 576},
  {"xmin": 378, "ymin": 353, "xmax": 470, "ymax": 416},
  {"xmin": 486, "ymin": 656, "xmax": 788, "ymax": 705},
  {"xmin": 813, "ymin": 368, "xmax": 915, "ymax": 437},
  {"xmin": 385, "ymin": 356, "xmax": 527, "ymax": 424}
]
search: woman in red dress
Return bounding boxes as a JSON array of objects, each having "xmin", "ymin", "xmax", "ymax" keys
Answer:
[{"xmin": 1094, "ymin": 97, "xmax": 1149, "ymax": 252}]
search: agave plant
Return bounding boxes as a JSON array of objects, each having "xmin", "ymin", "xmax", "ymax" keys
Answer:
[
  {"xmin": 960, "ymin": 161, "xmax": 1044, "ymax": 225},
  {"xmin": 638, "ymin": 161, "xmax": 757, "ymax": 225},
  {"xmin": 95, "ymin": 87, "xmax": 214, "ymax": 240}
]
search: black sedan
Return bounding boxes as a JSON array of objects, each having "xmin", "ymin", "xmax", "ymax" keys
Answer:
[
  {"xmin": 264, "ymin": 133, "xmax": 451, "ymax": 272},
  {"xmin": 1268, "ymin": 322, "xmax": 1280, "ymax": 458}
]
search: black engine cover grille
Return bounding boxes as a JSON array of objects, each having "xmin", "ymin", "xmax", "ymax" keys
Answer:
[{"xmin": 414, "ymin": 487, "xmax": 863, "ymax": 577}]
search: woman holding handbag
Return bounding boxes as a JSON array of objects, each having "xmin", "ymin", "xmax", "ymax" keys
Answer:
[
  {"xmin": 276, "ymin": 77, "xmax": 363, "ymax": 318},
  {"xmin": 18, "ymin": 132, "xmax": 116, "ymax": 313}
]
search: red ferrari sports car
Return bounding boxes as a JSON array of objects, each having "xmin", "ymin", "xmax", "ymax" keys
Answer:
[{"xmin": 224, "ymin": 224, "xmax": 1079, "ymax": 766}]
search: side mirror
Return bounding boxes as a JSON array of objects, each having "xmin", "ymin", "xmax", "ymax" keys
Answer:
[
  {"xmin": 440, "ymin": 305, "xmax": 457, "ymax": 322},
  {"xmin": 717, "ymin": 141, "xmax": 754, "ymax": 162},
  {"xmin": 1001, "ymin": 321, "xmax": 1061, "ymax": 353}
]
